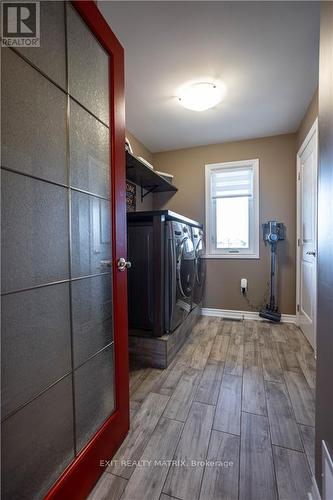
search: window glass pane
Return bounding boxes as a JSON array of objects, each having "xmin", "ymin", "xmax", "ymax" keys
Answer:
[{"xmin": 216, "ymin": 197, "xmax": 249, "ymax": 249}]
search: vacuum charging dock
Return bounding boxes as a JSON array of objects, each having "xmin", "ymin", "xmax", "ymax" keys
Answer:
[{"xmin": 259, "ymin": 221, "xmax": 285, "ymax": 322}]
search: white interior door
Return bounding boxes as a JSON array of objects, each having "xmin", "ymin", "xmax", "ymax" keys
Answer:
[{"xmin": 297, "ymin": 120, "xmax": 318, "ymax": 351}]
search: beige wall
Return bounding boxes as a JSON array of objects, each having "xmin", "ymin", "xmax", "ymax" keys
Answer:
[
  {"xmin": 126, "ymin": 130, "xmax": 154, "ymax": 211},
  {"xmin": 297, "ymin": 89, "xmax": 318, "ymax": 150},
  {"xmin": 153, "ymin": 134, "xmax": 297, "ymax": 314}
]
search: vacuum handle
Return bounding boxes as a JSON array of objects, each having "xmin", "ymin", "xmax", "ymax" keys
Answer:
[{"xmin": 269, "ymin": 242, "xmax": 277, "ymax": 310}]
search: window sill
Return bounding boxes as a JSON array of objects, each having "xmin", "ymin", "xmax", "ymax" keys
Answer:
[{"xmin": 203, "ymin": 253, "xmax": 260, "ymax": 260}]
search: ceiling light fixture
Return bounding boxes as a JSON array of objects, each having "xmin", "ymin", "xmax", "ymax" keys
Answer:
[{"xmin": 178, "ymin": 81, "xmax": 225, "ymax": 112}]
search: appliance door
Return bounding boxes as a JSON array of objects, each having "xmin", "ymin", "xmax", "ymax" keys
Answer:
[
  {"xmin": 177, "ymin": 236, "xmax": 195, "ymax": 300},
  {"xmin": 169, "ymin": 234, "xmax": 195, "ymax": 333},
  {"xmin": 193, "ymin": 236, "xmax": 206, "ymax": 307}
]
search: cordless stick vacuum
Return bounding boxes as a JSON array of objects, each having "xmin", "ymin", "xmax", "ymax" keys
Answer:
[{"xmin": 259, "ymin": 221, "xmax": 285, "ymax": 322}]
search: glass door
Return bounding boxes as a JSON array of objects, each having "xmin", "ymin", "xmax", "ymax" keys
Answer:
[{"xmin": 1, "ymin": 2, "xmax": 128, "ymax": 499}]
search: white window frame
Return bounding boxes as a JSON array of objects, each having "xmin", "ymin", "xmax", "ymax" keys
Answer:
[{"xmin": 205, "ymin": 159, "xmax": 260, "ymax": 259}]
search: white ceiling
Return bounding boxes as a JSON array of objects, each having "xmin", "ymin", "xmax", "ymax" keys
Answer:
[{"xmin": 98, "ymin": 1, "xmax": 320, "ymax": 153}]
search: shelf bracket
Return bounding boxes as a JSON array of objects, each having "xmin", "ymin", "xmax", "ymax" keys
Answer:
[{"xmin": 141, "ymin": 185, "xmax": 158, "ymax": 202}]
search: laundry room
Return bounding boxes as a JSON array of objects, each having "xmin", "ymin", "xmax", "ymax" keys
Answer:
[
  {"xmin": 103, "ymin": 0, "xmax": 319, "ymax": 371},
  {"xmin": 3, "ymin": 2, "xmax": 332, "ymax": 500},
  {"xmin": 125, "ymin": 130, "xmax": 299, "ymax": 369}
]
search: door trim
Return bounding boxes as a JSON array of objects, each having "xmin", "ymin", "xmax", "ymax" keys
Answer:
[
  {"xmin": 296, "ymin": 118, "xmax": 318, "ymax": 351},
  {"xmin": 45, "ymin": 2, "xmax": 129, "ymax": 498}
]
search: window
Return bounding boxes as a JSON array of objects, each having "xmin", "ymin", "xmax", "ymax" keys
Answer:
[{"xmin": 205, "ymin": 159, "xmax": 259, "ymax": 258}]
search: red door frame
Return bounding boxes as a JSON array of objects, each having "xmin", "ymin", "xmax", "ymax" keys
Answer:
[{"xmin": 45, "ymin": 2, "xmax": 129, "ymax": 498}]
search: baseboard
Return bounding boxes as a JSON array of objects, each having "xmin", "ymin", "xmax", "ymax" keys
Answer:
[{"xmin": 201, "ymin": 307, "xmax": 297, "ymax": 324}]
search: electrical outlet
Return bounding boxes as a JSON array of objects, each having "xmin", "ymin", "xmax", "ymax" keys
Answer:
[{"xmin": 241, "ymin": 278, "xmax": 248, "ymax": 293}]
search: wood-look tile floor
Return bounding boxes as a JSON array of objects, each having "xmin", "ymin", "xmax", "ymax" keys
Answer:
[{"xmin": 89, "ymin": 317, "xmax": 316, "ymax": 500}]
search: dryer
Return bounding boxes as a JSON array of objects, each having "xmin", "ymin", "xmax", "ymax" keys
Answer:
[
  {"xmin": 165, "ymin": 221, "xmax": 195, "ymax": 333},
  {"xmin": 191, "ymin": 226, "xmax": 206, "ymax": 309}
]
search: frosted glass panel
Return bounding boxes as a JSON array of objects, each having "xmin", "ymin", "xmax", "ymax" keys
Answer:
[
  {"xmin": 67, "ymin": 3, "xmax": 109, "ymax": 125},
  {"xmin": 1, "ymin": 170, "xmax": 69, "ymax": 293},
  {"xmin": 16, "ymin": 1, "xmax": 67, "ymax": 89},
  {"xmin": 74, "ymin": 345, "xmax": 115, "ymax": 452},
  {"xmin": 1, "ymin": 284, "xmax": 71, "ymax": 418},
  {"xmin": 70, "ymin": 99, "xmax": 110, "ymax": 198},
  {"xmin": 2, "ymin": 49, "xmax": 67, "ymax": 185},
  {"xmin": 72, "ymin": 274, "xmax": 113, "ymax": 368},
  {"xmin": 2, "ymin": 376, "xmax": 74, "ymax": 500},
  {"xmin": 71, "ymin": 191, "xmax": 111, "ymax": 278}
]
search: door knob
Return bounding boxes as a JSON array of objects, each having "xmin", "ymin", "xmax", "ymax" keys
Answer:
[
  {"xmin": 117, "ymin": 257, "xmax": 131, "ymax": 271},
  {"xmin": 306, "ymin": 250, "xmax": 316, "ymax": 256}
]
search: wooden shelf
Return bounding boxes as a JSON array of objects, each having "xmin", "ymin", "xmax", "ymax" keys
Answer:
[{"xmin": 126, "ymin": 151, "xmax": 177, "ymax": 199}]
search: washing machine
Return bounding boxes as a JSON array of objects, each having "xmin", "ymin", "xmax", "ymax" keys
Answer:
[
  {"xmin": 165, "ymin": 221, "xmax": 195, "ymax": 333},
  {"xmin": 191, "ymin": 226, "xmax": 206, "ymax": 309}
]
